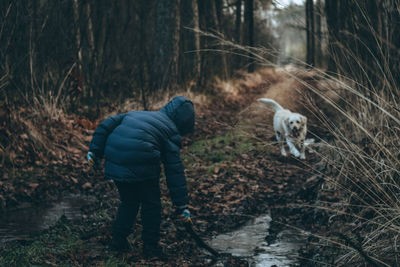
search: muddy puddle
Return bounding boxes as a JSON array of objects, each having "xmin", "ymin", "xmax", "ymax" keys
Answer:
[
  {"xmin": 0, "ymin": 194, "xmax": 94, "ymax": 245},
  {"xmin": 208, "ymin": 215, "xmax": 306, "ymax": 266}
]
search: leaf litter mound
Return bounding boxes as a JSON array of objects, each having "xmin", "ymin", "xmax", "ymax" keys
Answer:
[{"xmin": 0, "ymin": 104, "xmax": 101, "ymax": 209}]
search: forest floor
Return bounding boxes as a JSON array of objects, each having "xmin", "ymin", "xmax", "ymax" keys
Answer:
[{"xmin": 0, "ymin": 68, "xmax": 338, "ymax": 266}]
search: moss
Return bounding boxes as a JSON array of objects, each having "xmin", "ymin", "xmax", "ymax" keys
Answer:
[
  {"xmin": 103, "ymin": 257, "xmax": 127, "ymax": 267},
  {"xmin": 0, "ymin": 216, "xmax": 82, "ymax": 267},
  {"xmin": 183, "ymin": 133, "xmax": 257, "ymax": 165}
]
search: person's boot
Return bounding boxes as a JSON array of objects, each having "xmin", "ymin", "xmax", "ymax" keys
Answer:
[
  {"xmin": 143, "ymin": 243, "xmax": 167, "ymax": 261},
  {"xmin": 109, "ymin": 236, "xmax": 131, "ymax": 252}
]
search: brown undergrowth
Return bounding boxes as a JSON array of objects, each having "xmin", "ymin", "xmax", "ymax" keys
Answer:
[
  {"xmin": 0, "ymin": 68, "xmax": 280, "ymax": 211},
  {"xmin": 272, "ymin": 68, "xmax": 400, "ymax": 266},
  {"xmin": 0, "ymin": 105, "xmax": 96, "ymax": 209}
]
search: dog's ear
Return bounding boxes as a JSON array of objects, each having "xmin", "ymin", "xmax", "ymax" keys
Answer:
[
  {"xmin": 284, "ymin": 117, "xmax": 290, "ymax": 127},
  {"xmin": 301, "ymin": 116, "xmax": 307, "ymax": 125}
]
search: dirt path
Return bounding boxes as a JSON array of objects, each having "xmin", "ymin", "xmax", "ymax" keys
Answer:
[
  {"xmin": 0, "ymin": 69, "xmax": 324, "ymax": 266},
  {"xmin": 164, "ymin": 69, "xmax": 323, "ymax": 265}
]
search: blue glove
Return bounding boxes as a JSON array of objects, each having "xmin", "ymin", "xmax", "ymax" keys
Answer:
[
  {"xmin": 177, "ymin": 205, "xmax": 191, "ymax": 223},
  {"xmin": 87, "ymin": 151, "xmax": 98, "ymax": 168}
]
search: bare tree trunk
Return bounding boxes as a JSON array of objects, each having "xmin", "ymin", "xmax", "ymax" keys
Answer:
[
  {"xmin": 72, "ymin": 0, "xmax": 83, "ymax": 82},
  {"xmin": 244, "ymin": 0, "xmax": 254, "ymax": 72},
  {"xmin": 83, "ymin": 1, "xmax": 95, "ymax": 98},
  {"xmin": 315, "ymin": 0, "xmax": 322, "ymax": 67},
  {"xmin": 139, "ymin": 1, "xmax": 149, "ymax": 110},
  {"xmin": 181, "ymin": 0, "xmax": 201, "ymax": 84},
  {"xmin": 170, "ymin": 0, "xmax": 181, "ymax": 91},
  {"xmin": 86, "ymin": 3, "xmax": 95, "ymax": 62},
  {"xmin": 93, "ymin": 0, "xmax": 110, "ymax": 85},
  {"xmin": 215, "ymin": 0, "xmax": 223, "ymax": 26},
  {"xmin": 325, "ymin": 0, "xmax": 339, "ymax": 74},
  {"xmin": 92, "ymin": 0, "xmax": 111, "ymax": 115},
  {"xmin": 192, "ymin": 0, "xmax": 201, "ymax": 83},
  {"xmin": 306, "ymin": 0, "xmax": 315, "ymax": 67},
  {"xmin": 235, "ymin": 0, "xmax": 242, "ymax": 69},
  {"xmin": 198, "ymin": 0, "xmax": 208, "ymax": 87},
  {"xmin": 31, "ymin": 0, "xmax": 39, "ymax": 68},
  {"xmin": 210, "ymin": 0, "xmax": 228, "ymax": 78},
  {"xmin": 235, "ymin": 0, "xmax": 242, "ymax": 44},
  {"xmin": 152, "ymin": 0, "xmax": 181, "ymax": 92},
  {"xmin": 388, "ymin": 0, "xmax": 400, "ymax": 88}
]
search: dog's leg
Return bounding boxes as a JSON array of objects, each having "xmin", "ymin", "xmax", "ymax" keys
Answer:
[
  {"xmin": 299, "ymin": 126, "xmax": 307, "ymax": 159},
  {"xmin": 286, "ymin": 138, "xmax": 301, "ymax": 158},
  {"xmin": 299, "ymin": 139, "xmax": 306, "ymax": 159},
  {"xmin": 282, "ymin": 122, "xmax": 299, "ymax": 157},
  {"xmin": 276, "ymin": 131, "xmax": 287, "ymax": 156}
]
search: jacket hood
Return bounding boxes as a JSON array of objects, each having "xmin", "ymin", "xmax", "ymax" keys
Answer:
[{"xmin": 160, "ymin": 96, "xmax": 195, "ymax": 136}]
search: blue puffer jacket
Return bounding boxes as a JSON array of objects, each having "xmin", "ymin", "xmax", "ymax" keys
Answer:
[{"xmin": 89, "ymin": 96, "xmax": 195, "ymax": 206}]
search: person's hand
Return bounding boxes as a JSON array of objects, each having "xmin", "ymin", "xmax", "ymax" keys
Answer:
[
  {"xmin": 177, "ymin": 205, "xmax": 191, "ymax": 223},
  {"xmin": 87, "ymin": 151, "xmax": 98, "ymax": 168}
]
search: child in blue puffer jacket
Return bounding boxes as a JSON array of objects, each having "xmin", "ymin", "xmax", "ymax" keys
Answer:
[{"xmin": 87, "ymin": 96, "xmax": 194, "ymax": 258}]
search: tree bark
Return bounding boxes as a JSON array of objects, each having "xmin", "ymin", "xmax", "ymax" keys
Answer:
[
  {"xmin": 72, "ymin": 0, "xmax": 87, "ymax": 102},
  {"xmin": 72, "ymin": 0, "xmax": 83, "ymax": 73},
  {"xmin": 325, "ymin": 0, "xmax": 339, "ymax": 73},
  {"xmin": 235, "ymin": 0, "xmax": 242, "ymax": 44},
  {"xmin": 152, "ymin": 0, "xmax": 181, "ymax": 92},
  {"xmin": 210, "ymin": 0, "xmax": 228, "ymax": 78},
  {"xmin": 244, "ymin": 0, "xmax": 254, "ymax": 72},
  {"xmin": 235, "ymin": 0, "xmax": 242, "ymax": 69},
  {"xmin": 315, "ymin": 0, "xmax": 322, "ymax": 67},
  {"xmin": 192, "ymin": 0, "xmax": 201, "ymax": 83},
  {"xmin": 388, "ymin": 0, "xmax": 400, "ymax": 87},
  {"xmin": 306, "ymin": 0, "xmax": 315, "ymax": 67},
  {"xmin": 138, "ymin": 0, "xmax": 151, "ymax": 110},
  {"xmin": 181, "ymin": 0, "xmax": 201, "ymax": 84}
]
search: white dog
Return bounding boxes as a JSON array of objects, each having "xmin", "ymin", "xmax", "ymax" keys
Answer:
[{"xmin": 258, "ymin": 98, "xmax": 307, "ymax": 159}]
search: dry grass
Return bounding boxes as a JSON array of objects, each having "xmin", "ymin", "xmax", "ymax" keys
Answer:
[
  {"xmin": 0, "ymin": 62, "xmax": 81, "ymax": 166},
  {"xmin": 279, "ymin": 70, "xmax": 400, "ymax": 265},
  {"xmin": 1, "ymin": 64, "xmax": 91, "ymax": 171},
  {"xmin": 198, "ymin": 29, "xmax": 400, "ymax": 265},
  {"xmin": 106, "ymin": 67, "xmax": 279, "ymax": 119},
  {"xmin": 299, "ymin": 73, "xmax": 400, "ymax": 266}
]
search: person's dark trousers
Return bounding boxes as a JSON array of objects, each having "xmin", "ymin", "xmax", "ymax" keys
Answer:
[{"xmin": 113, "ymin": 179, "xmax": 161, "ymax": 248}]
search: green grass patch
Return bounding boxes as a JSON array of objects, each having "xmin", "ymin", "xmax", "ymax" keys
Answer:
[
  {"xmin": 103, "ymin": 256, "xmax": 127, "ymax": 267},
  {"xmin": 0, "ymin": 216, "xmax": 82, "ymax": 267},
  {"xmin": 183, "ymin": 132, "xmax": 260, "ymax": 165}
]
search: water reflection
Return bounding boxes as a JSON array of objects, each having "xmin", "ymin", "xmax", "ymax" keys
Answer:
[
  {"xmin": 208, "ymin": 215, "xmax": 306, "ymax": 267},
  {"xmin": 0, "ymin": 195, "xmax": 93, "ymax": 244}
]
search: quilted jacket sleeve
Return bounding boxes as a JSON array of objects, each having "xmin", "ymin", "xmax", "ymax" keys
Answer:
[
  {"xmin": 89, "ymin": 113, "xmax": 126, "ymax": 158},
  {"xmin": 162, "ymin": 135, "xmax": 189, "ymax": 206}
]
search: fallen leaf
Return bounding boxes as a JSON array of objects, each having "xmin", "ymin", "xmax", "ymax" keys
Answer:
[
  {"xmin": 29, "ymin": 183, "xmax": 39, "ymax": 189},
  {"xmin": 82, "ymin": 182, "xmax": 92, "ymax": 189}
]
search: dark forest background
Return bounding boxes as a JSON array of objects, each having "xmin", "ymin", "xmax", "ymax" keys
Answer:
[
  {"xmin": 0, "ymin": 0, "xmax": 277, "ymax": 115},
  {"xmin": 1, "ymin": 0, "xmax": 399, "ymax": 113}
]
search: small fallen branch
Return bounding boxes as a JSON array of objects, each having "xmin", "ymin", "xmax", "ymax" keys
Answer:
[{"xmin": 184, "ymin": 222, "xmax": 220, "ymax": 257}]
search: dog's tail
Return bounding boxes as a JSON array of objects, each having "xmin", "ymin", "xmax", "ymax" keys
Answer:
[{"xmin": 258, "ymin": 98, "xmax": 284, "ymax": 112}]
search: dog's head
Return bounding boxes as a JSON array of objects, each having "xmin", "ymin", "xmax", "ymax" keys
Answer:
[{"xmin": 286, "ymin": 114, "xmax": 307, "ymax": 138}]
